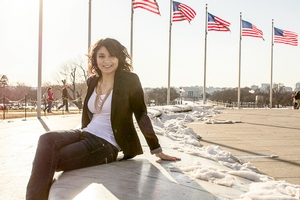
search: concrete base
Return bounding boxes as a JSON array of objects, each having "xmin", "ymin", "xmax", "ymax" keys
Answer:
[{"xmin": 49, "ymin": 135, "xmax": 249, "ymax": 200}]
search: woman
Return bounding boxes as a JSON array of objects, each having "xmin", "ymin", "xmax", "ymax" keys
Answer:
[
  {"xmin": 26, "ymin": 38, "xmax": 180, "ymax": 200},
  {"xmin": 44, "ymin": 87, "xmax": 54, "ymax": 113}
]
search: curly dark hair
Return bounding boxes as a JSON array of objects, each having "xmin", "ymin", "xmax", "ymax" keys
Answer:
[{"xmin": 87, "ymin": 38, "xmax": 132, "ymax": 77}]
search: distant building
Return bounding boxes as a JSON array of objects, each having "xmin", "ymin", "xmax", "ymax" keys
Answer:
[
  {"xmin": 251, "ymin": 85, "xmax": 259, "ymax": 90},
  {"xmin": 178, "ymin": 86, "xmax": 202, "ymax": 100},
  {"xmin": 144, "ymin": 81, "xmax": 300, "ymax": 102},
  {"xmin": 284, "ymin": 87, "xmax": 292, "ymax": 92},
  {"xmin": 206, "ymin": 86, "xmax": 232, "ymax": 94},
  {"xmin": 295, "ymin": 82, "xmax": 300, "ymax": 91},
  {"xmin": 207, "ymin": 86, "xmax": 219, "ymax": 94},
  {"xmin": 261, "ymin": 83, "xmax": 269, "ymax": 92}
]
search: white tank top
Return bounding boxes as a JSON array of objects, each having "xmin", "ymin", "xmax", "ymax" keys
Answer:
[{"xmin": 83, "ymin": 89, "xmax": 120, "ymax": 150}]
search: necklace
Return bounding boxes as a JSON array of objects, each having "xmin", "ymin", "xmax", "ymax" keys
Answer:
[{"xmin": 95, "ymin": 79, "xmax": 113, "ymax": 114}]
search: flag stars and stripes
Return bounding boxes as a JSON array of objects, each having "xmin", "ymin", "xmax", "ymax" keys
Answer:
[
  {"xmin": 179, "ymin": 87, "xmax": 185, "ymax": 93},
  {"xmin": 133, "ymin": 0, "xmax": 161, "ymax": 15},
  {"xmin": 242, "ymin": 20, "xmax": 264, "ymax": 40},
  {"xmin": 274, "ymin": 27, "xmax": 298, "ymax": 46},
  {"xmin": 207, "ymin": 12, "xmax": 231, "ymax": 32},
  {"xmin": 249, "ymin": 89, "xmax": 255, "ymax": 94},
  {"xmin": 172, "ymin": 1, "xmax": 196, "ymax": 23}
]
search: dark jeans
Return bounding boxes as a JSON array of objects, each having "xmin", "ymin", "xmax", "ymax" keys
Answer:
[
  {"xmin": 26, "ymin": 129, "xmax": 119, "ymax": 200},
  {"xmin": 45, "ymin": 101, "xmax": 53, "ymax": 112},
  {"xmin": 58, "ymin": 99, "xmax": 68, "ymax": 111}
]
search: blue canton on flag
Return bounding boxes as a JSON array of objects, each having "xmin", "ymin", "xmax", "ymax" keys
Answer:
[
  {"xmin": 172, "ymin": 1, "xmax": 196, "ymax": 23},
  {"xmin": 242, "ymin": 20, "xmax": 264, "ymax": 40},
  {"xmin": 274, "ymin": 27, "xmax": 298, "ymax": 46},
  {"xmin": 207, "ymin": 12, "xmax": 230, "ymax": 32}
]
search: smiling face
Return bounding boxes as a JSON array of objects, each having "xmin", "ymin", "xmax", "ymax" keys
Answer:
[
  {"xmin": 96, "ymin": 46, "xmax": 119, "ymax": 76},
  {"xmin": 88, "ymin": 38, "xmax": 133, "ymax": 77}
]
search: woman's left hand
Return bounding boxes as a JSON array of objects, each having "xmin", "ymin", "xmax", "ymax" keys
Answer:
[{"xmin": 155, "ymin": 152, "xmax": 181, "ymax": 161}]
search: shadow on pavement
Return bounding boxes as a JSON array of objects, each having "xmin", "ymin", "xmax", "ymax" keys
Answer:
[
  {"xmin": 246, "ymin": 122, "xmax": 300, "ymax": 130},
  {"xmin": 38, "ymin": 118, "xmax": 50, "ymax": 132},
  {"xmin": 202, "ymin": 139, "xmax": 300, "ymax": 168}
]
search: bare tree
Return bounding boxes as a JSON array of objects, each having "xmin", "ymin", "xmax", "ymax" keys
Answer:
[
  {"xmin": 146, "ymin": 87, "xmax": 180, "ymax": 105},
  {"xmin": 0, "ymin": 75, "xmax": 8, "ymax": 86},
  {"xmin": 55, "ymin": 56, "xmax": 88, "ymax": 108},
  {"xmin": 12, "ymin": 82, "xmax": 31, "ymax": 101},
  {"xmin": 272, "ymin": 83, "xmax": 287, "ymax": 108},
  {"xmin": 0, "ymin": 75, "xmax": 9, "ymax": 106}
]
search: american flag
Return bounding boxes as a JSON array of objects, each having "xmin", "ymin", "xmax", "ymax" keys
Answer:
[
  {"xmin": 249, "ymin": 89, "xmax": 255, "ymax": 94},
  {"xmin": 242, "ymin": 20, "xmax": 264, "ymax": 40},
  {"xmin": 132, "ymin": 0, "xmax": 160, "ymax": 15},
  {"xmin": 172, "ymin": 1, "xmax": 196, "ymax": 22},
  {"xmin": 274, "ymin": 27, "xmax": 298, "ymax": 46},
  {"xmin": 207, "ymin": 12, "xmax": 230, "ymax": 32}
]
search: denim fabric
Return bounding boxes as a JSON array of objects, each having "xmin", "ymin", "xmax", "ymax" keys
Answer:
[
  {"xmin": 45, "ymin": 101, "xmax": 53, "ymax": 112},
  {"xmin": 26, "ymin": 129, "xmax": 118, "ymax": 200}
]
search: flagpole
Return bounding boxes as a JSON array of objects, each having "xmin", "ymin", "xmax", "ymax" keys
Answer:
[
  {"xmin": 238, "ymin": 12, "xmax": 242, "ymax": 109},
  {"xmin": 203, "ymin": 4, "xmax": 208, "ymax": 104},
  {"xmin": 88, "ymin": 0, "xmax": 92, "ymax": 50},
  {"xmin": 37, "ymin": 0, "xmax": 43, "ymax": 119},
  {"xmin": 130, "ymin": 1, "xmax": 134, "ymax": 64},
  {"xmin": 167, "ymin": 0, "xmax": 172, "ymax": 105},
  {"xmin": 270, "ymin": 19, "xmax": 274, "ymax": 109}
]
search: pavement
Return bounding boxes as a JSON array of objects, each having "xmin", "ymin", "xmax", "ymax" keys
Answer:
[
  {"xmin": 0, "ymin": 108, "xmax": 300, "ymax": 199},
  {"xmin": 0, "ymin": 113, "xmax": 82, "ymax": 200},
  {"xmin": 187, "ymin": 108, "xmax": 300, "ymax": 185}
]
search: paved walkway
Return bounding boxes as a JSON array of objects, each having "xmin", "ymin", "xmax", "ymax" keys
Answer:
[
  {"xmin": 1, "ymin": 108, "xmax": 300, "ymax": 199},
  {"xmin": 0, "ymin": 114, "xmax": 81, "ymax": 200},
  {"xmin": 187, "ymin": 108, "xmax": 300, "ymax": 185}
]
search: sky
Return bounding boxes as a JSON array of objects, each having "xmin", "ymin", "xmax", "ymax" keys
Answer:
[
  {"xmin": 1, "ymin": 0, "xmax": 300, "ymax": 89},
  {"xmin": 149, "ymin": 103, "xmax": 300, "ymax": 199}
]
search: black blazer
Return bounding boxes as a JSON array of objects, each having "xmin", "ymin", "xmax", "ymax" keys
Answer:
[{"xmin": 81, "ymin": 70, "xmax": 162, "ymax": 159}]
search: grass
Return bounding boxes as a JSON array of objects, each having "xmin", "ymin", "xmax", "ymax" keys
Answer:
[{"xmin": 0, "ymin": 109, "xmax": 81, "ymax": 120}]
